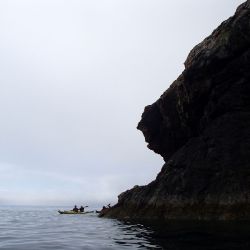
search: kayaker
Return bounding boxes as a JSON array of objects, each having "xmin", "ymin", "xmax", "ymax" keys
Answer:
[
  {"xmin": 102, "ymin": 204, "xmax": 111, "ymax": 210},
  {"xmin": 72, "ymin": 205, "xmax": 79, "ymax": 212},
  {"xmin": 79, "ymin": 206, "xmax": 85, "ymax": 212}
]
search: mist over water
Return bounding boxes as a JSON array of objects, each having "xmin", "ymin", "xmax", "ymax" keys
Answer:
[{"xmin": 0, "ymin": 206, "xmax": 249, "ymax": 250}]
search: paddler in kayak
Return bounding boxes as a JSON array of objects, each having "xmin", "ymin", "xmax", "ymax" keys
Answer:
[
  {"xmin": 79, "ymin": 206, "xmax": 85, "ymax": 212},
  {"xmin": 102, "ymin": 204, "xmax": 111, "ymax": 209},
  {"xmin": 97, "ymin": 203, "xmax": 111, "ymax": 217},
  {"xmin": 72, "ymin": 205, "xmax": 79, "ymax": 213}
]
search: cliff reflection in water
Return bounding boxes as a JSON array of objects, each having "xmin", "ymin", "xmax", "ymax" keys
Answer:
[{"xmin": 118, "ymin": 220, "xmax": 250, "ymax": 250}]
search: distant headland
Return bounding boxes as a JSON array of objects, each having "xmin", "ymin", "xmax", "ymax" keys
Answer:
[{"xmin": 104, "ymin": 0, "xmax": 250, "ymax": 220}]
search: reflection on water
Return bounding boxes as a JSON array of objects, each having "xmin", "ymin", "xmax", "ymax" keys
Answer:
[
  {"xmin": 113, "ymin": 221, "xmax": 161, "ymax": 249},
  {"xmin": 128, "ymin": 220, "xmax": 250, "ymax": 250},
  {"xmin": 0, "ymin": 206, "xmax": 249, "ymax": 250}
]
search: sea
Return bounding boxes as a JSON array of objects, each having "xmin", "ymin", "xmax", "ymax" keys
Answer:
[{"xmin": 0, "ymin": 206, "xmax": 249, "ymax": 250}]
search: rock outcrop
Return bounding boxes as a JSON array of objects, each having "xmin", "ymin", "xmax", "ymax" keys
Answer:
[{"xmin": 105, "ymin": 1, "xmax": 250, "ymax": 220}]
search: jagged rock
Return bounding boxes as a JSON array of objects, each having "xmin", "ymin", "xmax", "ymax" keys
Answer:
[{"xmin": 105, "ymin": 0, "xmax": 250, "ymax": 220}]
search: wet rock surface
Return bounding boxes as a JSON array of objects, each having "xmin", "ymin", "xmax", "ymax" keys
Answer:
[{"xmin": 105, "ymin": 1, "xmax": 250, "ymax": 220}]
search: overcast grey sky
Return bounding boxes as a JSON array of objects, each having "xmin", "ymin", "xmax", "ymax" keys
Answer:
[{"xmin": 0, "ymin": 0, "xmax": 245, "ymax": 206}]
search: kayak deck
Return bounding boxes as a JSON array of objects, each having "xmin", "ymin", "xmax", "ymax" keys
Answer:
[{"xmin": 58, "ymin": 210, "xmax": 94, "ymax": 214}]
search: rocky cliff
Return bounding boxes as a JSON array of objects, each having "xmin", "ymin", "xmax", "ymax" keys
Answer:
[{"xmin": 105, "ymin": 1, "xmax": 250, "ymax": 220}]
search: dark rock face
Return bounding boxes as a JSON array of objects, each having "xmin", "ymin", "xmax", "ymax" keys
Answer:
[{"xmin": 105, "ymin": 1, "xmax": 250, "ymax": 220}]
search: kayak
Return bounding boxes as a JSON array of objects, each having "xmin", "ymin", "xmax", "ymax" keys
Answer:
[
  {"xmin": 58, "ymin": 210, "xmax": 94, "ymax": 215},
  {"xmin": 97, "ymin": 208, "xmax": 110, "ymax": 217}
]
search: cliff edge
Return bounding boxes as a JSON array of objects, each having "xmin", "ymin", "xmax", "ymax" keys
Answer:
[{"xmin": 105, "ymin": 1, "xmax": 250, "ymax": 220}]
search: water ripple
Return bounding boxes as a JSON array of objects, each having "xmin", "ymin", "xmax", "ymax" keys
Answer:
[
  {"xmin": 0, "ymin": 207, "xmax": 161, "ymax": 250},
  {"xmin": 0, "ymin": 206, "xmax": 249, "ymax": 250}
]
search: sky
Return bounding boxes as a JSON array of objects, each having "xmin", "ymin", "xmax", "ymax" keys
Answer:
[{"xmin": 0, "ymin": 0, "xmax": 245, "ymax": 206}]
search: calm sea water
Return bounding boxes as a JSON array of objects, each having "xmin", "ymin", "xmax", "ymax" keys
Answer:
[{"xmin": 0, "ymin": 206, "xmax": 249, "ymax": 250}]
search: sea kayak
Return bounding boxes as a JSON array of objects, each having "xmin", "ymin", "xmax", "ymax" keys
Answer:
[{"xmin": 58, "ymin": 210, "xmax": 94, "ymax": 214}]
